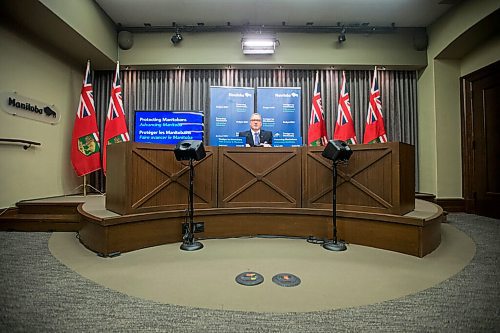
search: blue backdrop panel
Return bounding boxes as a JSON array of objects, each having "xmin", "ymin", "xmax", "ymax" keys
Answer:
[
  {"xmin": 257, "ymin": 87, "xmax": 302, "ymax": 147},
  {"xmin": 134, "ymin": 110, "xmax": 204, "ymax": 145},
  {"xmin": 209, "ymin": 87, "xmax": 254, "ymax": 146}
]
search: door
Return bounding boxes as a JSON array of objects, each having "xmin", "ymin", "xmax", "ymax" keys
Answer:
[{"xmin": 461, "ymin": 61, "xmax": 500, "ymax": 218}]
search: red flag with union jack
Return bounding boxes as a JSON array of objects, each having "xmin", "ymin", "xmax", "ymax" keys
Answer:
[
  {"xmin": 307, "ymin": 71, "xmax": 328, "ymax": 146},
  {"xmin": 334, "ymin": 71, "xmax": 357, "ymax": 145},
  {"xmin": 103, "ymin": 62, "xmax": 130, "ymax": 174},
  {"xmin": 363, "ymin": 68, "xmax": 388, "ymax": 144},
  {"xmin": 70, "ymin": 61, "xmax": 102, "ymax": 176}
]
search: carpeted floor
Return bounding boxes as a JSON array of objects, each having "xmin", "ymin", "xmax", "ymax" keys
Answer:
[
  {"xmin": 47, "ymin": 223, "xmax": 475, "ymax": 313},
  {"xmin": 1, "ymin": 213, "xmax": 499, "ymax": 332}
]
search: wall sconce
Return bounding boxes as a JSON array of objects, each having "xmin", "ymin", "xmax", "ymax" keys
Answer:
[{"xmin": 241, "ymin": 34, "xmax": 279, "ymax": 54}]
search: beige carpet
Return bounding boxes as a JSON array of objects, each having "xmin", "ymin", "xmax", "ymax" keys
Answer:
[{"xmin": 48, "ymin": 223, "xmax": 475, "ymax": 313}]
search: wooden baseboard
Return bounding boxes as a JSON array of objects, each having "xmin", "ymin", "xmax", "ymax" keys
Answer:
[
  {"xmin": 416, "ymin": 192, "xmax": 436, "ymax": 203},
  {"xmin": 436, "ymin": 198, "xmax": 465, "ymax": 212}
]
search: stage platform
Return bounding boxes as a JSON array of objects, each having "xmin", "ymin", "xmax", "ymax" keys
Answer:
[
  {"xmin": 75, "ymin": 195, "xmax": 443, "ymax": 258},
  {"xmin": 0, "ymin": 194, "xmax": 443, "ymax": 257}
]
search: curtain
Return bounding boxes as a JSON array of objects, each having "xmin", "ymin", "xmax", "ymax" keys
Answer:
[{"xmin": 91, "ymin": 69, "xmax": 418, "ymax": 192}]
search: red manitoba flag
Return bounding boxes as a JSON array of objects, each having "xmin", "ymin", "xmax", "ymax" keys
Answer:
[
  {"xmin": 307, "ymin": 71, "xmax": 328, "ymax": 146},
  {"xmin": 70, "ymin": 61, "xmax": 101, "ymax": 176},
  {"xmin": 333, "ymin": 71, "xmax": 357, "ymax": 144},
  {"xmin": 363, "ymin": 68, "xmax": 388, "ymax": 144},
  {"xmin": 103, "ymin": 62, "xmax": 130, "ymax": 174}
]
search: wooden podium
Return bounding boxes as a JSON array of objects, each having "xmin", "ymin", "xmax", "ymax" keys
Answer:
[
  {"xmin": 86, "ymin": 141, "xmax": 440, "ymax": 258},
  {"xmin": 106, "ymin": 142, "xmax": 414, "ymax": 215}
]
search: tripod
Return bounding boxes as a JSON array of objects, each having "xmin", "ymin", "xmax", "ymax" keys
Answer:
[
  {"xmin": 72, "ymin": 174, "xmax": 104, "ymax": 196},
  {"xmin": 180, "ymin": 158, "xmax": 203, "ymax": 251},
  {"xmin": 323, "ymin": 160, "xmax": 347, "ymax": 251}
]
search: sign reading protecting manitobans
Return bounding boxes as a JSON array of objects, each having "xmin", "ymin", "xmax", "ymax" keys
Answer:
[{"xmin": 0, "ymin": 91, "xmax": 61, "ymax": 124}]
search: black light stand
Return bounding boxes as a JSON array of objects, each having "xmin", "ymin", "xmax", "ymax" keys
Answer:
[
  {"xmin": 180, "ymin": 157, "xmax": 203, "ymax": 251},
  {"xmin": 323, "ymin": 160, "xmax": 347, "ymax": 251},
  {"xmin": 174, "ymin": 140, "xmax": 206, "ymax": 251},
  {"xmin": 321, "ymin": 140, "xmax": 353, "ymax": 252}
]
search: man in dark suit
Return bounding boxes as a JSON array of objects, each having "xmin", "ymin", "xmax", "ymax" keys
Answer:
[{"xmin": 239, "ymin": 113, "xmax": 273, "ymax": 147}]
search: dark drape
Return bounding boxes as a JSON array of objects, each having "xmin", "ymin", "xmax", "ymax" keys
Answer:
[{"xmin": 91, "ymin": 68, "xmax": 418, "ymax": 192}]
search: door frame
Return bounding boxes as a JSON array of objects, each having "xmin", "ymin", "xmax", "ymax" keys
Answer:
[{"xmin": 460, "ymin": 60, "xmax": 500, "ymax": 214}]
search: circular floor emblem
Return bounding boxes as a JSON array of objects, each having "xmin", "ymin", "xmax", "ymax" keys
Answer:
[
  {"xmin": 272, "ymin": 273, "xmax": 301, "ymax": 287},
  {"xmin": 235, "ymin": 271, "xmax": 264, "ymax": 286}
]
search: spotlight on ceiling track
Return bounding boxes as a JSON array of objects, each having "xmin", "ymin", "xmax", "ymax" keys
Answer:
[
  {"xmin": 338, "ymin": 27, "xmax": 346, "ymax": 43},
  {"xmin": 241, "ymin": 33, "xmax": 279, "ymax": 55},
  {"xmin": 171, "ymin": 30, "xmax": 183, "ymax": 45}
]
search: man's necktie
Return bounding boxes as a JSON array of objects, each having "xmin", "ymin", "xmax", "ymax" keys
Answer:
[{"xmin": 254, "ymin": 132, "xmax": 260, "ymax": 146}]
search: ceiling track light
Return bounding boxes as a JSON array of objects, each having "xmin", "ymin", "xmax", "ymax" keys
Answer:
[
  {"xmin": 125, "ymin": 23, "xmax": 396, "ymax": 34},
  {"xmin": 338, "ymin": 27, "xmax": 346, "ymax": 43},
  {"xmin": 171, "ymin": 29, "xmax": 183, "ymax": 45}
]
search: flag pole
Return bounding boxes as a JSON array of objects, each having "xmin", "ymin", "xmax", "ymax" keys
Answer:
[{"xmin": 83, "ymin": 175, "xmax": 87, "ymax": 196}]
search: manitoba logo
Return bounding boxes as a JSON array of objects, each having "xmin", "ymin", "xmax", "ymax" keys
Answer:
[
  {"xmin": 0, "ymin": 92, "xmax": 61, "ymax": 124},
  {"xmin": 78, "ymin": 133, "xmax": 100, "ymax": 156},
  {"xmin": 43, "ymin": 106, "xmax": 57, "ymax": 117},
  {"xmin": 108, "ymin": 135, "xmax": 125, "ymax": 145}
]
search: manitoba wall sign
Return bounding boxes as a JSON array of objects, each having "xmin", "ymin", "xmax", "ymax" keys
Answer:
[{"xmin": 0, "ymin": 91, "xmax": 61, "ymax": 124}]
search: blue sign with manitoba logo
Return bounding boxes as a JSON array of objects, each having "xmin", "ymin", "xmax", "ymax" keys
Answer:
[
  {"xmin": 257, "ymin": 87, "xmax": 302, "ymax": 147},
  {"xmin": 209, "ymin": 87, "xmax": 254, "ymax": 147}
]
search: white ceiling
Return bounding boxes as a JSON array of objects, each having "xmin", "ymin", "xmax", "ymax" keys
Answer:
[{"xmin": 95, "ymin": 0, "xmax": 460, "ymax": 29}]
